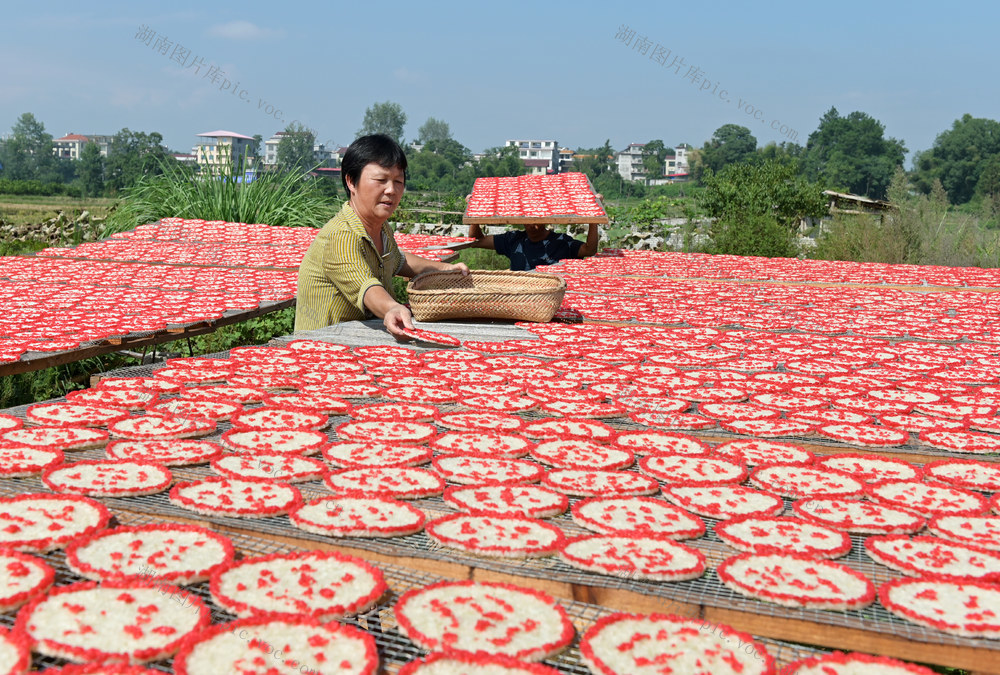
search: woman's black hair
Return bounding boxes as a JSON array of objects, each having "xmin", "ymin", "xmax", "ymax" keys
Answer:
[{"xmin": 342, "ymin": 134, "xmax": 408, "ymax": 195}]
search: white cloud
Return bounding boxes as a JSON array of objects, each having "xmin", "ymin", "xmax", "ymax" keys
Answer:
[{"xmin": 207, "ymin": 20, "xmax": 284, "ymax": 41}]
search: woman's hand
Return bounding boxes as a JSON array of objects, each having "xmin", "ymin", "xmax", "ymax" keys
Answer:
[
  {"xmin": 383, "ymin": 304, "xmax": 415, "ymax": 339},
  {"xmin": 450, "ymin": 262, "xmax": 470, "ymax": 276}
]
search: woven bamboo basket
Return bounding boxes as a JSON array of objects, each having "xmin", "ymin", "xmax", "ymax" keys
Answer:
[{"xmin": 406, "ymin": 270, "xmax": 567, "ymax": 323}]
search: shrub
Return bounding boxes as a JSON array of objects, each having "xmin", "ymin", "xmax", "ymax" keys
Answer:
[{"xmin": 709, "ymin": 213, "xmax": 799, "ymax": 258}]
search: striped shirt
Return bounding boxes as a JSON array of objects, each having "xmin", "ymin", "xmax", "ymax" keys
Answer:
[{"xmin": 294, "ymin": 202, "xmax": 404, "ymax": 331}]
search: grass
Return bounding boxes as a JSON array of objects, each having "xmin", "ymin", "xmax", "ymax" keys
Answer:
[{"xmin": 0, "ymin": 194, "xmax": 114, "ymax": 228}]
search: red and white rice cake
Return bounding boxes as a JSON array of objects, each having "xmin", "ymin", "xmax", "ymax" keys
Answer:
[
  {"xmin": 613, "ymin": 431, "xmax": 709, "ymax": 456},
  {"xmin": 580, "ymin": 613, "xmax": 774, "ymax": 675},
  {"xmin": 25, "ymin": 403, "xmax": 128, "ymax": 428},
  {"xmin": 794, "ymin": 498, "xmax": 925, "ymax": 535},
  {"xmin": 928, "ymin": 515, "xmax": 1000, "ymax": 551},
  {"xmin": 864, "ymin": 535, "xmax": 1000, "ymax": 582},
  {"xmin": 572, "ymin": 497, "xmax": 705, "ymax": 539},
  {"xmin": 230, "ymin": 406, "xmax": 328, "ymax": 431},
  {"xmin": 336, "ymin": 420, "xmax": 438, "ymax": 444},
  {"xmin": 717, "ymin": 552, "xmax": 875, "ymax": 610},
  {"xmin": 0, "ymin": 627, "xmax": 29, "ymax": 675},
  {"xmin": 105, "ymin": 439, "xmax": 222, "ymax": 466},
  {"xmin": 919, "ymin": 429, "xmax": 1000, "ymax": 454},
  {"xmin": 323, "ymin": 441, "xmax": 432, "ymax": 468},
  {"xmin": 923, "ymin": 459, "xmax": 1000, "ymax": 492},
  {"xmin": 0, "ymin": 445, "xmax": 63, "ymax": 477},
  {"xmin": 426, "ymin": 513, "xmax": 564, "ymax": 557},
  {"xmin": 433, "ymin": 456, "xmax": 545, "ymax": 485},
  {"xmin": 179, "ymin": 385, "xmax": 267, "ymax": 404},
  {"xmin": 43, "ymin": 460, "xmax": 172, "ymax": 497},
  {"xmin": 718, "ymin": 418, "xmax": 813, "ymax": 437},
  {"xmin": 65, "ymin": 523, "xmax": 234, "ymax": 584},
  {"xmin": 290, "ymin": 496, "xmax": 426, "ymax": 537},
  {"xmin": 395, "ymin": 580, "xmax": 574, "ymax": 661},
  {"xmin": 350, "ymin": 402, "xmax": 437, "ymax": 422},
  {"xmin": 715, "ymin": 516, "xmax": 852, "ymax": 558},
  {"xmin": 815, "ymin": 454, "xmax": 920, "ymax": 484},
  {"xmin": 436, "ymin": 411, "xmax": 525, "ymax": 433},
  {"xmin": 262, "ymin": 392, "xmax": 351, "ymax": 415},
  {"xmin": 430, "ymin": 432, "xmax": 533, "ymax": 458},
  {"xmin": 41, "ymin": 664, "xmax": 186, "ymax": 674},
  {"xmin": 709, "ymin": 439, "xmax": 814, "ymax": 465},
  {"xmin": 0, "ymin": 548, "xmax": 54, "ymax": 612},
  {"xmin": 221, "ymin": 428, "xmax": 327, "ymax": 455},
  {"xmin": 209, "ymin": 549, "xmax": 386, "ymax": 619},
  {"xmin": 541, "ymin": 470, "xmax": 659, "ymax": 497},
  {"xmin": 751, "ymin": 463, "xmax": 864, "ymax": 499},
  {"xmin": 398, "ymin": 652, "xmax": 561, "ymax": 675},
  {"xmin": 0, "ymin": 493, "xmax": 110, "ymax": 552},
  {"xmin": 560, "ymin": 534, "xmax": 706, "ymax": 581},
  {"xmin": 531, "ymin": 439, "xmax": 633, "ymax": 471},
  {"xmin": 540, "ymin": 400, "xmax": 626, "ymax": 418},
  {"xmin": 642, "ymin": 451, "xmax": 750, "ymax": 485},
  {"xmin": 169, "ymin": 478, "xmax": 301, "ymax": 518},
  {"xmin": 662, "ymin": 484, "xmax": 784, "ymax": 519},
  {"xmin": 173, "ymin": 615, "xmax": 377, "ymax": 675},
  {"xmin": 382, "ymin": 385, "xmax": 459, "ymax": 404},
  {"xmin": 146, "ymin": 399, "xmax": 241, "ymax": 421},
  {"xmin": 816, "ymin": 424, "xmax": 908, "ymax": 447},
  {"xmin": 781, "ymin": 651, "xmax": 936, "ymax": 674},
  {"xmin": 444, "ymin": 484, "xmax": 568, "ymax": 518},
  {"xmin": 632, "ymin": 411, "xmax": 716, "ymax": 430},
  {"xmin": 867, "ymin": 480, "xmax": 988, "ymax": 517},
  {"xmin": 109, "ymin": 415, "xmax": 215, "ymax": 440},
  {"xmin": 324, "ymin": 467, "xmax": 445, "ymax": 499},
  {"xmin": 522, "ymin": 418, "xmax": 616, "ymax": 442},
  {"xmin": 15, "ymin": 580, "xmax": 211, "ymax": 663},
  {"xmin": 211, "ymin": 452, "xmax": 326, "ymax": 483},
  {"xmin": 878, "ymin": 578, "xmax": 1000, "ymax": 638},
  {"xmin": 0, "ymin": 414, "xmax": 20, "ymax": 433},
  {"xmin": 2, "ymin": 426, "xmax": 107, "ymax": 451}
]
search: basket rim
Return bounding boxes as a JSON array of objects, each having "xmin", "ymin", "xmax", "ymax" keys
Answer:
[{"xmin": 407, "ymin": 269, "xmax": 567, "ymax": 296}]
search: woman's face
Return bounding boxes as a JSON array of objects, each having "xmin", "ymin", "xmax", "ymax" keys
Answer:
[{"xmin": 347, "ymin": 162, "xmax": 405, "ymax": 228}]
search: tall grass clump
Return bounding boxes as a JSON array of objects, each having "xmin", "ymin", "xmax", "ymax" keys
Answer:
[{"xmin": 103, "ymin": 159, "xmax": 339, "ymax": 236}]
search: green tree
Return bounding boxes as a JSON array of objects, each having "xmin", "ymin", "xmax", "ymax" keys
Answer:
[
  {"xmin": 800, "ymin": 106, "xmax": 906, "ymax": 200},
  {"xmin": 696, "ymin": 124, "xmax": 757, "ymax": 180},
  {"xmin": 76, "ymin": 141, "xmax": 104, "ymax": 197},
  {"xmin": 277, "ymin": 123, "xmax": 316, "ymax": 172},
  {"xmin": 417, "ymin": 117, "xmax": 452, "ymax": 144},
  {"xmin": 406, "ymin": 138, "xmax": 473, "ymax": 192},
  {"xmin": 571, "ymin": 140, "xmax": 614, "ymax": 180},
  {"xmin": 753, "ymin": 141, "xmax": 803, "ymax": 166},
  {"xmin": 248, "ymin": 134, "xmax": 263, "ymax": 165},
  {"xmin": 0, "ymin": 112, "xmax": 57, "ymax": 182},
  {"xmin": 474, "ymin": 145, "xmax": 528, "ymax": 179},
  {"xmin": 358, "ymin": 101, "xmax": 407, "ymax": 144},
  {"xmin": 912, "ymin": 113, "xmax": 1000, "ymax": 205},
  {"xmin": 104, "ymin": 128, "xmax": 175, "ymax": 192},
  {"xmin": 641, "ymin": 140, "xmax": 673, "ymax": 184}
]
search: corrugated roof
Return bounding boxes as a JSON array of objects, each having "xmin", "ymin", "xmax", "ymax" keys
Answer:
[{"xmin": 196, "ymin": 130, "xmax": 254, "ymax": 140}]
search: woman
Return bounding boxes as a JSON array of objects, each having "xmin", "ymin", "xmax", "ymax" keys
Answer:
[{"xmin": 295, "ymin": 134, "xmax": 469, "ymax": 337}]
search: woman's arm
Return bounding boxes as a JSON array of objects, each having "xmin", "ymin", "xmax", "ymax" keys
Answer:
[
  {"xmin": 362, "ymin": 284, "xmax": 414, "ymax": 338},
  {"xmin": 399, "ymin": 252, "xmax": 469, "ymax": 278},
  {"xmin": 468, "ymin": 223, "xmax": 495, "ymax": 250}
]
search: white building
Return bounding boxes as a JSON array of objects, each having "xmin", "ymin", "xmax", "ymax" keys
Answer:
[
  {"xmin": 506, "ymin": 139, "xmax": 559, "ymax": 174},
  {"xmin": 264, "ymin": 132, "xmax": 341, "ymax": 168},
  {"xmin": 616, "ymin": 143, "xmax": 646, "ymax": 182},
  {"xmin": 194, "ymin": 130, "xmax": 254, "ymax": 172},
  {"xmin": 52, "ymin": 133, "xmax": 114, "ymax": 160},
  {"xmin": 667, "ymin": 143, "xmax": 691, "ymax": 178}
]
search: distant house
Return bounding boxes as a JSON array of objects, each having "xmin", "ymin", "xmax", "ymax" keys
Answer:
[
  {"xmin": 263, "ymin": 131, "xmax": 341, "ymax": 168},
  {"xmin": 558, "ymin": 147, "xmax": 574, "ymax": 172},
  {"xmin": 172, "ymin": 153, "xmax": 198, "ymax": 165},
  {"xmin": 523, "ymin": 159, "xmax": 551, "ymax": 176},
  {"xmin": 616, "ymin": 143, "xmax": 646, "ymax": 182},
  {"xmin": 52, "ymin": 133, "xmax": 114, "ymax": 160},
  {"xmin": 506, "ymin": 139, "xmax": 560, "ymax": 174},
  {"xmin": 194, "ymin": 130, "xmax": 254, "ymax": 172}
]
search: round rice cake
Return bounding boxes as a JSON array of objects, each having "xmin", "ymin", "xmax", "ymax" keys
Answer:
[
  {"xmin": 923, "ymin": 459, "xmax": 1000, "ymax": 492},
  {"xmin": 878, "ymin": 578, "xmax": 1000, "ymax": 638},
  {"xmin": 221, "ymin": 428, "xmax": 328, "ymax": 455},
  {"xmin": 0, "ymin": 414, "xmax": 21, "ymax": 433},
  {"xmin": 928, "ymin": 515, "xmax": 1000, "ymax": 551},
  {"xmin": 436, "ymin": 412, "xmax": 525, "ymax": 433},
  {"xmin": 430, "ymin": 432, "xmax": 534, "ymax": 459},
  {"xmin": 919, "ymin": 429, "xmax": 1000, "ymax": 454},
  {"xmin": 2, "ymin": 426, "xmax": 107, "ymax": 451},
  {"xmin": 661, "ymin": 484, "xmax": 784, "ymax": 519},
  {"xmin": 572, "ymin": 497, "xmax": 705, "ymax": 539},
  {"xmin": 631, "ymin": 411, "xmax": 717, "ymax": 430},
  {"xmin": 0, "ymin": 445, "xmax": 63, "ymax": 477},
  {"xmin": 715, "ymin": 516, "xmax": 852, "ymax": 558},
  {"xmin": 718, "ymin": 418, "xmax": 812, "ymax": 437},
  {"xmin": 0, "ymin": 627, "xmax": 29, "ymax": 675},
  {"xmin": 15, "ymin": 580, "xmax": 211, "ymax": 663},
  {"xmin": 539, "ymin": 400, "xmax": 627, "ymax": 418},
  {"xmin": 290, "ymin": 496, "xmax": 426, "ymax": 537},
  {"xmin": 580, "ymin": 613, "xmax": 774, "ymax": 675},
  {"xmin": 43, "ymin": 460, "xmax": 172, "ymax": 497},
  {"xmin": 433, "ymin": 456, "xmax": 545, "ymax": 485},
  {"xmin": 105, "ymin": 439, "xmax": 222, "ymax": 466},
  {"xmin": 425, "ymin": 513, "xmax": 564, "ymax": 557},
  {"xmin": 717, "ymin": 552, "xmax": 875, "ymax": 610},
  {"xmin": 262, "ymin": 392, "xmax": 351, "ymax": 415},
  {"xmin": 382, "ymin": 385, "xmax": 459, "ymax": 404},
  {"xmin": 751, "ymin": 463, "xmax": 864, "ymax": 499},
  {"xmin": 816, "ymin": 423, "xmax": 908, "ymax": 447},
  {"xmin": 350, "ymin": 402, "xmax": 437, "ymax": 422},
  {"xmin": 25, "ymin": 403, "xmax": 128, "ymax": 428},
  {"xmin": 336, "ymin": 419, "xmax": 437, "ymax": 444},
  {"xmin": 37, "ymin": 664, "xmax": 166, "ymax": 674},
  {"xmin": 229, "ymin": 406, "xmax": 328, "ymax": 431},
  {"xmin": 395, "ymin": 580, "xmax": 573, "ymax": 661},
  {"xmin": 209, "ymin": 549, "xmax": 386, "ymax": 620},
  {"xmin": 0, "ymin": 493, "xmax": 110, "ymax": 552},
  {"xmin": 324, "ymin": 467, "xmax": 445, "ymax": 499},
  {"xmin": 867, "ymin": 480, "xmax": 988, "ymax": 518},
  {"xmin": 398, "ymin": 653, "xmax": 561, "ymax": 675},
  {"xmin": 815, "ymin": 454, "xmax": 920, "ymax": 484},
  {"xmin": 531, "ymin": 439, "xmax": 634, "ymax": 471},
  {"xmin": 146, "ymin": 398, "xmax": 241, "ymax": 421},
  {"xmin": 211, "ymin": 452, "xmax": 326, "ymax": 483},
  {"xmin": 444, "ymin": 485, "xmax": 568, "ymax": 518},
  {"xmin": 179, "ymin": 385, "xmax": 267, "ymax": 404},
  {"xmin": 323, "ymin": 441, "xmax": 432, "ymax": 468},
  {"xmin": 64, "ymin": 523, "xmax": 234, "ymax": 584},
  {"xmin": 713, "ymin": 439, "xmax": 814, "ymax": 465},
  {"xmin": 639, "ymin": 455, "xmax": 747, "ymax": 485},
  {"xmin": 522, "ymin": 418, "xmax": 616, "ymax": 442},
  {"xmin": 781, "ymin": 651, "xmax": 936, "ymax": 674},
  {"xmin": 560, "ymin": 534, "xmax": 706, "ymax": 581},
  {"xmin": 109, "ymin": 415, "xmax": 215, "ymax": 440},
  {"xmin": 173, "ymin": 615, "xmax": 377, "ymax": 675},
  {"xmin": 541, "ymin": 470, "xmax": 659, "ymax": 497},
  {"xmin": 794, "ymin": 498, "xmax": 925, "ymax": 535},
  {"xmin": 169, "ymin": 478, "xmax": 301, "ymax": 518},
  {"xmin": 0, "ymin": 548, "xmax": 54, "ymax": 612},
  {"xmin": 612, "ymin": 431, "xmax": 710, "ymax": 456},
  {"xmin": 65, "ymin": 387, "xmax": 158, "ymax": 410},
  {"xmin": 864, "ymin": 534, "xmax": 1000, "ymax": 582}
]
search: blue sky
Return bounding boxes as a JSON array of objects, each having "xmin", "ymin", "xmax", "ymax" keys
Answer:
[{"xmin": 2, "ymin": 1, "xmax": 997, "ymax": 164}]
